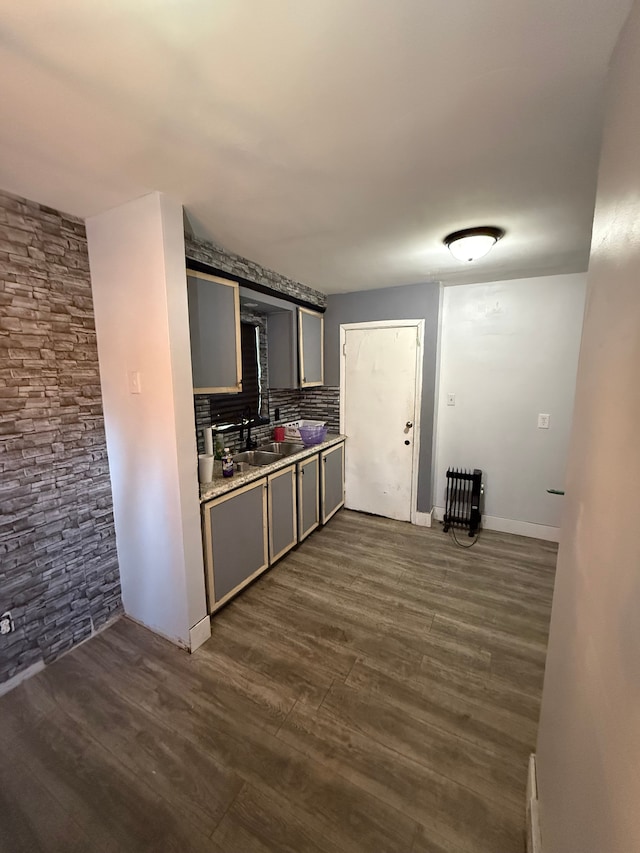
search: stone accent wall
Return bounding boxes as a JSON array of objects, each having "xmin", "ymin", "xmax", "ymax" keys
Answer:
[
  {"xmin": 0, "ymin": 188, "xmax": 121, "ymax": 686},
  {"xmin": 185, "ymin": 235, "xmax": 327, "ymax": 309}
]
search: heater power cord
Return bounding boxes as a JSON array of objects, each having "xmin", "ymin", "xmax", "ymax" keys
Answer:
[{"xmin": 450, "ymin": 526, "xmax": 480, "ymax": 548}]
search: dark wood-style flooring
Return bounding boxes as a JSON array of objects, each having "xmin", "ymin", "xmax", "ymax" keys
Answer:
[{"xmin": 0, "ymin": 510, "xmax": 557, "ymax": 853}]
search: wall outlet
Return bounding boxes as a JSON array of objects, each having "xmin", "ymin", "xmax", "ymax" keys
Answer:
[
  {"xmin": 447, "ymin": 393, "xmax": 456, "ymax": 406},
  {"xmin": 0, "ymin": 611, "xmax": 14, "ymax": 635},
  {"xmin": 538, "ymin": 413, "xmax": 551, "ymax": 429}
]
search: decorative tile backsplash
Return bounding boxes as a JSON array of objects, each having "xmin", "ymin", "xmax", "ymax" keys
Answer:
[{"xmin": 194, "ymin": 386, "xmax": 340, "ymax": 454}]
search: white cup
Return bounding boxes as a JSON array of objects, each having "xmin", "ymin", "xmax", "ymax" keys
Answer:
[{"xmin": 198, "ymin": 454, "xmax": 214, "ymax": 484}]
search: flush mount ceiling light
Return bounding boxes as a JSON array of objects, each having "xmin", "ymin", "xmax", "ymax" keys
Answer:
[{"xmin": 444, "ymin": 226, "xmax": 505, "ymax": 263}]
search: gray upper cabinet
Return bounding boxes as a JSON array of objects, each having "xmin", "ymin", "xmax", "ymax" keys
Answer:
[
  {"xmin": 267, "ymin": 310, "xmax": 298, "ymax": 389},
  {"xmin": 202, "ymin": 479, "xmax": 268, "ymax": 612},
  {"xmin": 321, "ymin": 442, "xmax": 345, "ymax": 524},
  {"xmin": 267, "ymin": 465, "xmax": 297, "ymax": 563},
  {"xmin": 187, "ymin": 269, "xmax": 242, "ymax": 393},
  {"xmin": 298, "ymin": 307, "xmax": 324, "ymax": 387}
]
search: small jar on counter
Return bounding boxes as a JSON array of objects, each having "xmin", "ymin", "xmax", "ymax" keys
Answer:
[{"xmin": 222, "ymin": 448, "xmax": 234, "ymax": 478}]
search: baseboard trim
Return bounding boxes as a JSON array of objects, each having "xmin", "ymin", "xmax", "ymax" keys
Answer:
[
  {"xmin": 433, "ymin": 507, "xmax": 560, "ymax": 542},
  {"xmin": 0, "ymin": 660, "xmax": 45, "ymax": 698},
  {"xmin": 123, "ymin": 613, "xmax": 190, "ymax": 651},
  {"xmin": 0, "ymin": 610, "xmax": 122, "ymax": 697},
  {"xmin": 526, "ymin": 754, "xmax": 543, "ymax": 853},
  {"xmin": 414, "ymin": 510, "xmax": 432, "ymax": 528},
  {"xmin": 189, "ymin": 614, "xmax": 212, "ymax": 652}
]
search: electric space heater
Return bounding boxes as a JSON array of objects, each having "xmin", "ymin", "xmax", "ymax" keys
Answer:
[{"xmin": 443, "ymin": 468, "xmax": 483, "ymax": 537}]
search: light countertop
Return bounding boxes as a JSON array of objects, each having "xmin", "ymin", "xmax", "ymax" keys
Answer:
[{"xmin": 199, "ymin": 434, "xmax": 346, "ymax": 504}]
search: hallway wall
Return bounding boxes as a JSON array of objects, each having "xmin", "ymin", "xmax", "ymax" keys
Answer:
[
  {"xmin": 536, "ymin": 2, "xmax": 640, "ymax": 850},
  {"xmin": 433, "ymin": 273, "xmax": 586, "ymax": 540}
]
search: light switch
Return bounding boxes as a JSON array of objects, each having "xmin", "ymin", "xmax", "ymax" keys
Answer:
[
  {"xmin": 129, "ymin": 370, "xmax": 142, "ymax": 395},
  {"xmin": 447, "ymin": 393, "xmax": 456, "ymax": 407},
  {"xmin": 538, "ymin": 413, "xmax": 550, "ymax": 429}
]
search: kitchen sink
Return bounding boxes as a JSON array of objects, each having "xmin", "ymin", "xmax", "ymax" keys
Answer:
[
  {"xmin": 232, "ymin": 461, "xmax": 254, "ymax": 474},
  {"xmin": 233, "ymin": 450, "xmax": 283, "ymax": 466},
  {"xmin": 257, "ymin": 442, "xmax": 304, "ymax": 457}
]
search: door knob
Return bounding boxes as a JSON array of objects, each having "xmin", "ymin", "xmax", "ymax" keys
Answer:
[{"xmin": 406, "ymin": 421, "xmax": 413, "ymax": 429}]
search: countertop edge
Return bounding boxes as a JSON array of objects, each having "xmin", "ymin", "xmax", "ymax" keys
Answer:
[{"xmin": 199, "ymin": 434, "xmax": 346, "ymax": 504}]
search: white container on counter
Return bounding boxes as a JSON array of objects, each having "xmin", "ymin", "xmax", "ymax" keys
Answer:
[{"xmin": 198, "ymin": 454, "xmax": 214, "ymax": 484}]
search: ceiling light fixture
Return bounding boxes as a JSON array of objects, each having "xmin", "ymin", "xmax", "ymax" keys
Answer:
[{"xmin": 444, "ymin": 226, "xmax": 505, "ymax": 263}]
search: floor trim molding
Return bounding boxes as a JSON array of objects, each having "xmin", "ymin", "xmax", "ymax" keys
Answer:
[
  {"xmin": 189, "ymin": 614, "xmax": 212, "ymax": 652},
  {"xmin": 526, "ymin": 753, "xmax": 543, "ymax": 853},
  {"xmin": 414, "ymin": 510, "xmax": 433, "ymax": 527},
  {"xmin": 0, "ymin": 611, "xmax": 123, "ymax": 697},
  {"xmin": 433, "ymin": 507, "xmax": 560, "ymax": 542},
  {"xmin": 0, "ymin": 661, "xmax": 45, "ymax": 698}
]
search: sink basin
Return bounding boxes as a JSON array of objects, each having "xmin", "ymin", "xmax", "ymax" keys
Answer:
[
  {"xmin": 233, "ymin": 450, "xmax": 283, "ymax": 466},
  {"xmin": 232, "ymin": 461, "xmax": 254, "ymax": 474},
  {"xmin": 258, "ymin": 442, "xmax": 304, "ymax": 457}
]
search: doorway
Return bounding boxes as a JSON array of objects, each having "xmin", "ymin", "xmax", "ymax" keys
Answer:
[{"xmin": 340, "ymin": 320, "xmax": 424, "ymax": 522}]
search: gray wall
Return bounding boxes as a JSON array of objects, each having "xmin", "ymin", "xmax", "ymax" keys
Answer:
[
  {"xmin": 325, "ymin": 282, "xmax": 441, "ymax": 512},
  {"xmin": 0, "ymin": 189, "xmax": 121, "ymax": 688},
  {"xmin": 536, "ymin": 3, "xmax": 640, "ymax": 851}
]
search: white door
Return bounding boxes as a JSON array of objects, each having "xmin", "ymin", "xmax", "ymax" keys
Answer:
[{"xmin": 341, "ymin": 321, "xmax": 423, "ymax": 522}]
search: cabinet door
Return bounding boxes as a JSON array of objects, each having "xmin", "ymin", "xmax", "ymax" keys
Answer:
[
  {"xmin": 298, "ymin": 307, "xmax": 324, "ymax": 387},
  {"xmin": 267, "ymin": 310, "xmax": 298, "ymax": 389},
  {"xmin": 203, "ymin": 479, "xmax": 268, "ymax": 612},
  {"xmin": 268, "ymin": 465, "xmax": 297, "ymax": 563},
  {"xmin": 297, "ymin": 454, "xmax": 319, "ymax": 541},
  {"xmin": 187, "ymin": 269, "xmax": 242, "ymax": 393},
  {"xmin": 321, "ymin": 443, "xmax": 345, "ymax": 524}
]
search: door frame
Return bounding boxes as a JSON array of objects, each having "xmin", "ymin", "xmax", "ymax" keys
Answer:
[{"xmin": 339, "ymin": 319, "xmax": 424, "ymax": 525}]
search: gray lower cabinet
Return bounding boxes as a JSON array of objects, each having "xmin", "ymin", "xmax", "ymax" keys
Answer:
[
  {"xmin": 202, "ymin": 479, "xmax": 268, "ymax": 612},
  {"xmin": 187, "ymin": 269, "xmax": 242, "ymax": 394},
  {"xmin": 321, "ymin": 442, "xmax": 345, "ymax": 524},
  {"xmin": 202, "ymin": 442, "xmax": 345, "ymax": 613},
  {"xmin": 297, "ymin": 454, "xmax": 320, "ymax": 541},
  {"xmin": 267, "ymin": 465, "xmax": 297, "ymax": 563}
]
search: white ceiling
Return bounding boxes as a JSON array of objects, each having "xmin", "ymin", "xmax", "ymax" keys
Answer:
[{"xmin": 0, "ymin": 1, "xmax": 632, "ymax": 293}]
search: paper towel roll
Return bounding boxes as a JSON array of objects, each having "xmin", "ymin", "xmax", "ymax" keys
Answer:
[{"xmin": 204, "ymin": 426, "xmax": 214, "ymax": 456}]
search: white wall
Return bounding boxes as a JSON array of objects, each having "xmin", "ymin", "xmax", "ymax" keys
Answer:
[
  {"xmin": 536, "ymin": 2, "xmax": 640, "ymax": 850},
  {"xmin": 433, "ymin": 274, "xmax": 586, "ymax": 540},
  {"xmin": 86, "ymin": 192, "xmax": 209, "ymax": 650}
]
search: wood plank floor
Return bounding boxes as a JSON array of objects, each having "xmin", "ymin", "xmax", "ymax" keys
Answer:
[{"xmin": 0, "ymin": 510, "xmax": 557, "ymax": 853}]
